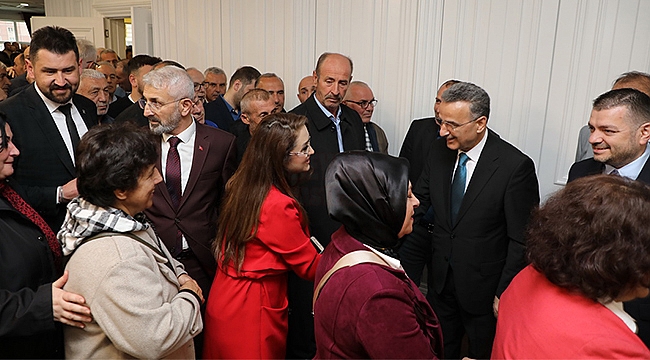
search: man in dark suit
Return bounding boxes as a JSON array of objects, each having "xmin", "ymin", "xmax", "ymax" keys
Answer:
[
  {"xmin": 414, "ymin": 82, "xmax": 539, "ymax": 358},
  {"xmin": 108, "ymin": 54, "xmax": 161, "ymax": 120},
  {"xmin": 141, "ymin": 66, "xmax": 236, "ymax": 358},
  {"xmin": 288, "ymin": 52, "xmax": 365, "ymax": 358},
  {"xmin": 255, "ymin": 73, "xmax": 286, "ymax": 113},
  {"xmin": 231, "ymin": 88, "xmax": 275, "ymax": 165},
  {"xmin": 204, "ymin": 66, "xmax": 260, "ymax": 132},
  {"xmin": 568, "ymin": 88, "xmax": 650, "ymax": 347},
  {"xmin": 398, "ymin": 79, "xmax": 458, "ymax": 290},
  {"xmin": 0, "ymin": 26, "xmax": 98, "ymax": 231}
]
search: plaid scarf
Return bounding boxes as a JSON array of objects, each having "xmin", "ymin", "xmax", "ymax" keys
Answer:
[{"xmin": 58, "ymin": 197, "xmax": 149, "ymax": 256}]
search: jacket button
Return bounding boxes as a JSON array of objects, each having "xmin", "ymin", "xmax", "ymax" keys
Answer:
[
  {"xmin": 37, "ymin": 236, "xmax": 44, "ymax": 241},
  {"xmin": 174, "ymin": 218, "xmax": 180, "ymax": 224},
  {"xmin": 450, "ymin": 233, "xmax": 455, "ymax": 239}
]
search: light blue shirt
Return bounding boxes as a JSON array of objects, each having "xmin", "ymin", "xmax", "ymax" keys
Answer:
[
  {"xmin": 604, "ymin": 144, "xmax": 650, "ymax": 179},
  {"xmin": 314, "ymin": 97, "xmax": 344, "ymax": 152}
]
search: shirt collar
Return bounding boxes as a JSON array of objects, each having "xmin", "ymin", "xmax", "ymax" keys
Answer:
[
  {"xmin": 461, "ymin": 129, "xmax": 489, "ymax": 162},
  {"xmin": 601, "ymin": 300, "xmax": 638, "ymax": 333},
  {"xmin": 314, "ymin": 96, "xmax": 342, "ymax": 120},
  {"xmin": 363, "ymin": 244, "xmax": 403, "ymax": 271},
  {"xmin": 162, "ymin": 118, "xmax": 196, "ymax": 144},
  {"xmin": 604, "ymin": 144, "xmax": 650, "ymax": 179},
  {"xmin": 34, "ymin": 83, "xmax": 72, "ymax": 114}
]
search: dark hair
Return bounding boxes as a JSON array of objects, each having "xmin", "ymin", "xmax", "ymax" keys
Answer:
[
  {"xmin": 30, "ymin": 26, "xmax": 79, "ymax": 63},
  {"xmin": 215, "ymin": 113, "xmax": 308, "ymax": 271},
  {"xmin": 527, "ymin": 175, "xmax": 650, "ymax": 302},
  {"xmin": 153, "ymin": 60, "xmax": 185, "ymax": 70},
  {"xmin": 228, "ymin": 66, "xmax": 261, "ymax": 89},
  {"xmin": 126, "ymin": 54, "xmax": 162, "ymax": 77},
  {"xmin": 76, "ymin": 123, "xmax": 158, "ymax": 208},
  {"xmin": 0, "ymin": 112, "xmax": 7, "ymax": 151},
  {"xmin": 315, "ymin": 52, "xmax": 353, "ymax": 77},
  {"xmin": 592, "ymin": 88, "xmax": 650, "ymax": 127},
  {"xmin": 441, "ymin": 82, "xmax": 491, "ymax": 120}
]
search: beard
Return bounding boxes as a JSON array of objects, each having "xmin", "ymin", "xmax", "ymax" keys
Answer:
[
  {"xmin": 149, "ymin": 108, "xmax": 182, "ymax": 136},
  {"xmin": 42, "ymin": 82, "xmax": 77, "ymax": 104}
]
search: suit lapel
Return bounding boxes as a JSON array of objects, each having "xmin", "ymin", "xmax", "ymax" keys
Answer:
[
  {"xmin": 453, "ymin": 131, "xmax": 500, "ymax": 227},
  {"xmin": 179, "ymin": 124, "xmax": 208, "ymax": 210},
  {"xmin": 436, "ymin": 146, "xmax": 456, "ymax": 229},
  {"xmin": 25, "ymin": 86, "xmax": 76, "ymax": 176},
  {"xmin": 635, "ymin": 157, "xmax": 650, "ymax": 184},
  {"xmin": 72, "ymin": 95, "xmax": 97, "ymax": 129}
]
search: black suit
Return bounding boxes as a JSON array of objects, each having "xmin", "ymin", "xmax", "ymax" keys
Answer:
[
  {"xmin": 204, "ymin": 96, "xmax": 237, "ymax": 132},
  {"xmin": 8, "ymin": 73, "xmax": 28, "ymax": 95},
  {"xmin": 114, "ymin": 102, "xmax": 148, "ymax": 127},
  {"xmin": 287, "ymin": 94, "xmax": 365, "ymax": 358},
  {"xmin": 0, "ymin": 84, "xmax": 98, "ymax": 231},
  {"xmin": 568, "ymin": 156, "xmax": 650, "ymax": 347},
  {"xmin": 414, "ymin": 129, "xmax": 539, "ymax": 358},
  {"xmin": 398, "ymin": 117, "xmax": 441, "ymax": 287},
  {"xmin": 106, "ymin": 95, "xmax": 133, "ymax": 119},
  {"xmin": 228, "ymin": 119, "xmax": 251, "ymax": 166}
]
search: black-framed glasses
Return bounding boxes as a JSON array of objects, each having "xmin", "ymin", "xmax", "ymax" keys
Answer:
[
  {"xmin": 194, "ymin": 82, "xmax": 205, "ymax": 91},
  {"xmin": 137, "ymin": 97, "xmax": 186, "ymax": 112},
  {"xmin": 435, "ymin": 116, "xmax": 481, "ymax": 131},
  {"xmin": 346, "ymin": 98, "xmax": 377, "ymax": 109}
]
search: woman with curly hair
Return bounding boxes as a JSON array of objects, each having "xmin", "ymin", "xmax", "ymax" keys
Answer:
[
  {"xmin": 203, "ymin": 113, "xmax": 320, "ymax": 359},
  {"xmin": 492, "ymin": 174, "xmax": 650, "ymax": 358}
]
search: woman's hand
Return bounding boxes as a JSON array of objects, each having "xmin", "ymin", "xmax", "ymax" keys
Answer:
[
  {"xmin": 52, "ymin": 271, "xmax": 92, "ymax": 328},
  {"xmin": 179, "ymin": 275, "xmax": 204, "ymax": 304}
]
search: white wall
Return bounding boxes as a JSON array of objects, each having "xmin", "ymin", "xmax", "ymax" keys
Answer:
[{"xmin": 46, "ymin": 0, "xmax": 650, "ymax": 199}]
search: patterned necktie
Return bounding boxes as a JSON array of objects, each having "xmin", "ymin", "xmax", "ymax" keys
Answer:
[
  {"xmin": 450, "ymin": 152, "xmax": 469, "ymax": 224},
  {"xmin": 0, "ymin": 182, "xmax": 62, "ymax": 269},
  {"xmin": 58, "ymin": 104, "xmax": 80, "ymax": 152},
  {"xmin": 166, "ymin": 137, "xmax": 182, "ymax": 209},
  {"xmin": 364, "ymin": 124, "xmax": 373, "ymax": 152}
]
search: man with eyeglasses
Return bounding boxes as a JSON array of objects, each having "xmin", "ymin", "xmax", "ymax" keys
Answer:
[
  {"xmin": 186, "ymin": 67, "xmax": 218, "ymax": 128},
  {"xmin": 342, "ymin": 81, "xmax": 387, "ymax": 154},
  {"xmin": 413, "ymin": 81, "xmax": 539, "ymax": 359},
  {"xmin": 95, "ymin": 61, "xmax": 119, "ymax": 103},
  {"xmin": 288, "ymin": 52, "xmax": 365, "ymax": 359},
  {"xmin": 141, "ymin": 66, "xmax": 236, "ymax": 358}
]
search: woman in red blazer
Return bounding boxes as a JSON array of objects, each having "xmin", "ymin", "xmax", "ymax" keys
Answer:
[
  {"xmin": 203, "ymin": 113, "xmax": 320, "ymax": 359},
  {"xmin": 492, "ymin": 175, "xmax": 650, "ymax": 359},
  {"xmin": 313, "ymin": 151, "xmax": 443, "ymax": 359}
]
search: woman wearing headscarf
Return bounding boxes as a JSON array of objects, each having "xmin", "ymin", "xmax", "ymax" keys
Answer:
[
  {"xmin": 203, "ymin": 113, "xmax": 321, "ymax": 359},
  {"xmin": 492, "ymin": 175, "xmax": 650, "ymax": 358},
  {"xmin": 60, "ymin": 123, "xmax": 203, "ymax": 359},
  {"xmin": 313, "ymin": 151, "xmax": 443, "ymax": 359},
  {"xmin": 0, "ymin": 114, "xmax": 91, "ymax": 358}
]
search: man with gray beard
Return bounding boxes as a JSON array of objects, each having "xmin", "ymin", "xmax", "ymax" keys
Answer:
[{"xmin": 141, "ymin": 65, "xmax": 237, "ymax": 310}]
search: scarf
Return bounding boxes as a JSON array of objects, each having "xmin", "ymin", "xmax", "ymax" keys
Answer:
[{"xmin": 58, "ymin": 197, "xmax": 149, "ymax": 256}]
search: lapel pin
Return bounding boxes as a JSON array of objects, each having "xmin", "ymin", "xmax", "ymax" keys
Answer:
[{"xmin": 199, "ymin": 145, "xmax": 204, "ymax": 151}]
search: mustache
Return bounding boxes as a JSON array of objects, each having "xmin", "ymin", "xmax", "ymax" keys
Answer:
[
  {"xmin": 50, "ymin": 83, "xmax": 72, "ymax": 91},
  {"xmin": 325, "ymin": 94, "xmax": 341, "ymax": 101}
]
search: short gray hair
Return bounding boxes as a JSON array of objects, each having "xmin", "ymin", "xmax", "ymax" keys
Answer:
[
  {"xmin": 76, "ymin": 39, "xmax": 96, "ymax": 63},
  {"xmin": 142, "ymin": 66, "xmax": 194, "ymax": 100},
  {"xmin": 204, "ymin": 66, "xmax": 226, "ymax": 77},
  {"xmin": 80, "ymin": 69, "xmax": 105, "ymax": 81},
  {"xmin": 441, "ymin": 82, "xmax": 490, "ymax": 120}
]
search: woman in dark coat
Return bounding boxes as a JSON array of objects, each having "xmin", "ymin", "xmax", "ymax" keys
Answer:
[
  {"xmin": 0, "ymin": 114, "xmax": 91, "ymax": 358},
  {"xmin": 313, "ymin": 151, "xmax": 443, "ymax": 359}
]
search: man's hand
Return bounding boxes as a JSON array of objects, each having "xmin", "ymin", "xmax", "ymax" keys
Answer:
[
  {"xmin": 180, "ymin": 276, "xmax": 204, "ymax": 304},
  {"xmin": 493, "ymin": 296, "xmax": 500, "ymax": 318},
  {"xmin": 52, "ymin": 271, "xmax": 92, "ymax": 328},
  {"xmin": 61, "ymin": 178, "xmax": 79, "ymax": 202}
]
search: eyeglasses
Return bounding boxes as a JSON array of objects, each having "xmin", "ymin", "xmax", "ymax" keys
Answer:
[
  {"xmin": 289, "ymin": 144, "xmax": 312, "ymax": 157},
  {"xmin": 194, "ymin": 82, "xmax": 205, "ymax": 91},
  {"xmin": 346, "ymin": 98, "xmax": 377, "ymax": 110},
  {"xmin": 138, "ymin": 97, "xmax": 186, "ymax": 112},
  {"xmin": 435, "ymin": 116, "xmax": 481, "ymax": 131},
  {"xmin": 193, "ymin": 96, "xmax": 206, "ymax": 106}
]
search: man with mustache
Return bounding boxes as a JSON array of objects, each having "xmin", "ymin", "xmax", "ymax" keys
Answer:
[
  {"xmin": 568, "ymin": 87, "xmax": 650, "ymax": 347},
  {"xmin": 0, "ymin": 26, "xmax": 98, "ymax": 231},
  {"xmin": 288, "ymin": 52, "xmax": 365, "ymax": 358},
  {"xmin": 77, "ymin": 69, "xmax": 113, "ymax": 124}
]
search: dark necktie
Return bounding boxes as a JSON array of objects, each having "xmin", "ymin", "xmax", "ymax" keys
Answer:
[
  {"xmin": 0, "ymin": 182, "xmax": 62, "ymax": 270},
  {"xmin": 450, "ymin": 152, "xmax": 469, "ymax": 224},
  {"xmin": 58, "ymin": 104, "xmax": 80, "ymax": 152},
  {"xmin": 165, "ymin": 137, "xmax": 184, "ymax": 255}
]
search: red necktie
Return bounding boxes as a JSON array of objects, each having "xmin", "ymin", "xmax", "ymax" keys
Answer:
[{"xmin": 0, "ymin": 182, "xmax": 63, "ymax": 268}]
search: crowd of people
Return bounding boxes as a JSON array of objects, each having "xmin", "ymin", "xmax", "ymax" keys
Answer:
[{"xmin": 2, "ymin": 24, "xmax": 650, "ymax": 359}]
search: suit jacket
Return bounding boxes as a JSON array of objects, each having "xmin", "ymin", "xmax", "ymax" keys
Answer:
[
  {"xmin": 145, "ymin": 123, "xmax": 237, "ymax": 284},
  {"xmin": 367, "ymin": 122, "xmax": 388, "ymax": 154},
  {"xmin": 204, "ymin": 96, "xmax": 236, "ymax": 132},
  {"xmin": 228, "ymin": 119, "xmax": 251, "ymax": 166},
  {"xmin": 0, "ymin": 182, "xmax": 62, "ymax": 358},
  {"xmin": 290, "ymin": 94, "xmax": 366, "ymax": 245},
  {"xmin": 399, "ymin": 117, "xmax": 440, "ymax": 184},
  {"xmin": 568, "ymin": 154, "xmax": 650, "ymax": 347},
  {"xmin": 8, "ymin": 73, "xmax": 28, "ymax": 95},
  {"xmin": 0, "ymin": 84, "xmax": 98, "ymax": 231},
  {"xmin": 414, "ymin": 129, "xmax": 540, "ymax": 314},
  {"xmin": 107, "ymin": 95, "xmax": 134, "ymax": 119},
  {"xmin": 114, "ymin": 102, "xmax": 148, "ymax": 127},
  {"xmin": 492, "ymin": 265, "xmax": 650, "ymax": 359}
]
